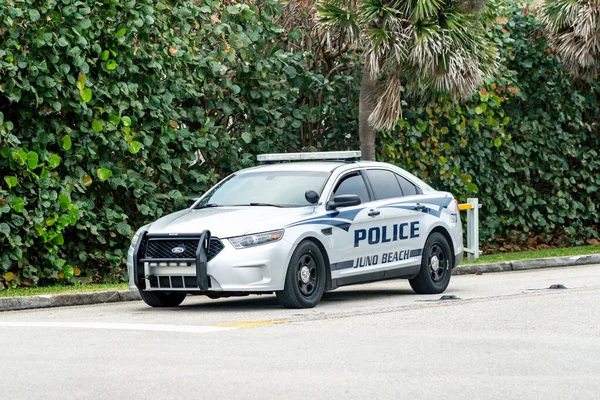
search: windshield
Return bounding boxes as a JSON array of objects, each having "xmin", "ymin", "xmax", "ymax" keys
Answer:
[{"xmin": 196, "ymin": 170, "xmax": 330, "ymax": 208}]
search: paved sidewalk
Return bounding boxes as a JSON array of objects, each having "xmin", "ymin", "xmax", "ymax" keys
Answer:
[
  {"xmin": 1, "ymin": 253, "xmax": 599, "ymax": 312},
  {"xmin": 453, "ymin": 253, "xmax": 600, "ymax": 275}
]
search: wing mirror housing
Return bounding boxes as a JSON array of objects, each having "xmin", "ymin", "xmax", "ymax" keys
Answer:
[
  {"xmin": 327, "ymin": 194, "xmax": 361, "ymax": 210},
  {"xmin": 305, "ymin": 190, "xmax": 320, "ymax": 205}
]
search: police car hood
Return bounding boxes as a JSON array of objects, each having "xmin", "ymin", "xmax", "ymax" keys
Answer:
[{"xmin": 148, "ymin": 206, "xmax": 313, "ymax": 238}]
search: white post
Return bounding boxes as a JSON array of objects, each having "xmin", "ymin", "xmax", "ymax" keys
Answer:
[{"xmin": 466, "ymin": 198, "xmax": 480, "ymax": 262}]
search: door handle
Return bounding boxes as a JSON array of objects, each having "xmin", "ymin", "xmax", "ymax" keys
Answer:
[
  {"xmin": 414, "ymin": 203, "xmax": 426, "ymax": 211},
  {"xmin": 368, "ymin": 210, "xmax": 380, "ymax": 217}
]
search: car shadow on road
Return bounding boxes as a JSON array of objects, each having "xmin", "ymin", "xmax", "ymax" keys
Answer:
[
  {"xmin": 132, "ymin": 287, "xmax": 418, "ymax": 312},
  {"xmin": 322, "ymin": 288, "xmax": 415, "ymax": 302}
]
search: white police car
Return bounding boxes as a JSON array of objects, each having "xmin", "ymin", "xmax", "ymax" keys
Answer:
[{"xmin": 127, "ymin": 151, "xmax": 464, "ymax": 309}]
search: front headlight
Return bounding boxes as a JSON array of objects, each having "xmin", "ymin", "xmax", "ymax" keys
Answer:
[{"xmin": 228, "ymin": 229, "xmax": 284, "ymax": 249}]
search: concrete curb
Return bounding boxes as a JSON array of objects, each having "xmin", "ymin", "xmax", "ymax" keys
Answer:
[
  {"xmin": 0, "ymin": 290, "xmax": 141, "ymax": 312},
  {"xmin": 1, "ymin": 254, "xmax": 599, "ymax": 312},
  {"xmin": 453, "ymin": 253, "xmax": 600, "ymax": 275}
]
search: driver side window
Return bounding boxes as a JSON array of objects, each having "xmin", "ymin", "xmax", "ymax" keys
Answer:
[{"xmin": 333, "ymin": 173, "xmax": 370, "ymax": 203}]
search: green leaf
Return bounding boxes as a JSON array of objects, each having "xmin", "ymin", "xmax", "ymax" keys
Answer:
[
  {"xmin": 494, "ymin": 138, "xmax": 502, "ymax": 147},
  {"xmin": 128, "ymin": 141, "xmax": 142, "ymax": 154},
  {"xmin": 285, "ymin": 66, "xmax": 297, "ymax": 79},
  {"xmin": 115, "ymin": 28, "xmax": 127, "ymax": 37},
  {"xmin": 58, "ymin": 194, "xmax": 70, "ymax": 209},
  {"xmin": 96, "ymin": 167, "xmax": 113, "ymax": 181},
  {"xmin": 241, "ymin": 132, "xmax": 252, "ymax": 143},
  {"xmin": 0, "ymin": 223, "xmax": 9, "ymax": 237},
  {"xmin": 467, "ymin": 183, "xmax": 479, "ymax": 194},
  {"xmin": 48, "ymin": 153, "xmax": 61, "ymax": 169},
  {"xmin": 62, "ymin": 135, "xmax": 72, "ymax": 150},
  {"xmin": 227, "ymin": 5, "xmax": 240, "ymax": 14},
  {"xmin": 108, "ymin": 114, "xmax": 121, "ymax": 125},
  {"xmin": 29, "ymin": 9, "xmax": 41, "ymax": 22},
  {"xmin": 106, "ymin": 60, "xmax": 117, "ymax": 70},
  {"xmin": 27, "ymin": 151, "xmax": 39, "ymax": 169},
  {"xmin": 4, "ymin": 176, "xmax": 18, "ymax": 188},
  {"xmin": 11, "ymin": 197, "xmax": 25, "ymax": 213},
  {"xmin": 54, "ymin": 234, "xmax": 65, "ymax": 246},
  {"xmin": 100, "ymin": 50, "xmax": 110, "ymax": 61},
  {"xmin": 92, "ymin": 120, "xmax": 103, "ymax": 132},
  {"xmin": 58, "ymin": 37, "xmax": 68, "ymax": 47},
  {"xmin": 80, "ymin": 88, "xmax": 92, "ymax": 103},
  {"xmin": 62, "ymin": 264, "xmax": 74, "ymax": 279},
  {"xmin": 82, "ymin": 175, "xmax": 93, "ymax": 187},
  {"xmin": 76, "ymin": 74, "xmax": 86, "ymax": 90},
  {"xmin": 121, "ymin": 116, "xmax": 132, "ymax": 127}
]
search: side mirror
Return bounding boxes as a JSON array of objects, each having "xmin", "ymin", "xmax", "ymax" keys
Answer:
[
  {"xmin": 305, "ymin": 190, "xmax": 320, "ymax": 205},
  {"xmin": 187, "ymin": 198, "xmax": 199, "ymax": 207},
  {"xmin": 327, "ymin": 194, "xmax": 361, "ymax": 210}
]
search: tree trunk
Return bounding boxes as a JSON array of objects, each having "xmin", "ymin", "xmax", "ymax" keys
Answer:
[{"xmin": 358, "ymin": 65, "xmax": 377, "ymax": 161}]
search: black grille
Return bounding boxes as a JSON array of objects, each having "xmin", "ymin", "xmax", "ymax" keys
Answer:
[
  {"xmin": 142, "ymin": 237, "xmax": 224, "ymax": 261},
  {"xmin": 184, "ymin": 276, "xmax": 196, "ymax": 288},
  {"xmin": 207, "ymin": 239, "xmax": 224, "ymax": 260},
  {"xmin": 148, "ymin": 275, "xmax": 211, "ymax": 289},
  {"xmin": 171, "ymin": 276, "xmax": 183, "ymax": 288},
  {"xmin": 159, "ymin": 276, "xmax": 170, "ymax": 288}
]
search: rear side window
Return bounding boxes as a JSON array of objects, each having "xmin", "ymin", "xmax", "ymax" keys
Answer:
[
  {"xmin": 365, "ymin": 169, "xmax": 403, "ymax": 200},
  {"xmin": 396, "ymin": 174, "xmax": 420, "ymax": 196},
  {"xmin": 333, "ymin": 173, "xmax": 370, "ymax": 203}
]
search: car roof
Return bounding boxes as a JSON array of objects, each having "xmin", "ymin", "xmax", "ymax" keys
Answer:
[
  {"xmin": 237, "ymin": 161, "xmax": 347, "ymax": 174},
  {"xmin": 231, "ymin": 160, "xmax": 435, "ymax": 192}
]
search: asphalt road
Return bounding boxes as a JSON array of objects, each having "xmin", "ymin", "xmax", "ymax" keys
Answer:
[{"xmin": 1, "ymin": 265, "xmax": 599, "ymax": 400}]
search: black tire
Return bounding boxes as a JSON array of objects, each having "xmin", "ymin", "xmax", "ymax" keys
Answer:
[
  {"xmin": 409, "ymin": 232, "xmax": 453, "ymax": 294},
  {"xmin": 139, "ymin": 290, "xmax": 187, "ymax": 307},
  {"xmin": 276, "ymin": 241, "xmax": 327, "ymax": 309}
]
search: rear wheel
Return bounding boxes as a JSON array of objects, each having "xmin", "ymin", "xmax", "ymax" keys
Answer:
[
  {"xmin": 139, "ymin": 290, "xmax": 187, "ymax": 307},
  {"xmin": 409, "ymin": 232, "xmax": 452, "ymax": 294},
  {"xmin": 276, "ymin": 241, "xmax": 326, "ymax": 309}
]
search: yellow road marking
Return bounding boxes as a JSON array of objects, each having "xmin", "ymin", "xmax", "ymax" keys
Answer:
[{"xmin": 214, "ymin": 320, "xmax": 289, "ymax": 329}]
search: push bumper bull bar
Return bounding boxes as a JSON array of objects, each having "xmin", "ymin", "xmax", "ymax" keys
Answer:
[{"xmin": 133, "ymin": 230, "xmax": 212, "ymax": 291}]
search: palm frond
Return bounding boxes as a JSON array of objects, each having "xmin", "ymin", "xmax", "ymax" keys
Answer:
[
  {"xmin": 315, "ymin": 1, "xmax": 362, "ymax": 47},
  {"xmin": 412, "ymin": 0, "xmax": 445, "ymax": 20},
  {"xmin": 541, "ymin": 0, "xmax": 600, "ymax": 80},
  {"xmin": 315, "ymin": 0, "xmax": 499, "ymax": 130}
]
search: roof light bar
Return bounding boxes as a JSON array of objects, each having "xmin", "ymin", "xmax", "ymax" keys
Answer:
[{"xmin": 257, "ymin": 151, "xmax": 361, "ymax": 163}]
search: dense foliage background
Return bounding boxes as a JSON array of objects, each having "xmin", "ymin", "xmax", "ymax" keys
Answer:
[
  {"xmin": 382, "ymin": 4, "xmax": 600, "ymax": 250},
  {"xmin": 0, "ymin": 0, "xmax": 598, "ymax": 288},
  {"xmin": 0, "ymin": 0, "xmax": 357, "ymax": 288}
]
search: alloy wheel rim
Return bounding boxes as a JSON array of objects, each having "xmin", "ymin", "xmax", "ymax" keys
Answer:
[
  {"xmin": 429, "ymin": 243, "xmax": 448, "ymax": 283},
  {"xmin": 297, "ymin": 253, "xmax": 318, "ymax": 296}
]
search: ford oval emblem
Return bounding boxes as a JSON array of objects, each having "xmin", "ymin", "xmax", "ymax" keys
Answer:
[{"xmin": 171, "ymin": 246, "xmax": 185, "ymax": 254}]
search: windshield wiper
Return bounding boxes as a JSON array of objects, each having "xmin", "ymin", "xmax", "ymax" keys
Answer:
[
  {"xmin": 194, "ymin": 203, "xmax": 220, "ymax": 209},
  {"xmin": 248, "ymin": 203, "xmax": 284, "ymax": 208}
]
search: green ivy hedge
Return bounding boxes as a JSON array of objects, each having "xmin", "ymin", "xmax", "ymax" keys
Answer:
[
  {"xmin": 2, "ymin": 1, "xmax": 598, "ymax": 288},
  {"xmin": 0, "ymin": 0, "xmax": 359, "ymax": 288},
  {"xmin": 382, "ymin": 4, "xmax": 600, "ymax": 247}
]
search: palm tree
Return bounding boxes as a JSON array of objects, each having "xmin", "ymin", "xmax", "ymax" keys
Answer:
[
  {"xmin": 541, "ymin": 0, "xmax": 600, "ymax": 81},
  {"xmin": 314, "ymin": 0, "xmax": 498, "ymax": 160}
]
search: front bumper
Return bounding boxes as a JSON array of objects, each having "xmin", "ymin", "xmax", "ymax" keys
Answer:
[{"xmin": 127, "ymin": 233, "xmax": 293, "ymax": 293}]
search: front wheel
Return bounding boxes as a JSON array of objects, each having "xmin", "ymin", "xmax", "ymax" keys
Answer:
[
  {"xmin": 139, "ymin": 290, "xmax": 187, "ymax": 307},
  {"xmin": 409, "ymin": 232, "xmax": 453, "ymax": 294},
  {"xmin": 276, "ymin": 241, "xmax": 326, "ymax": 309}
]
